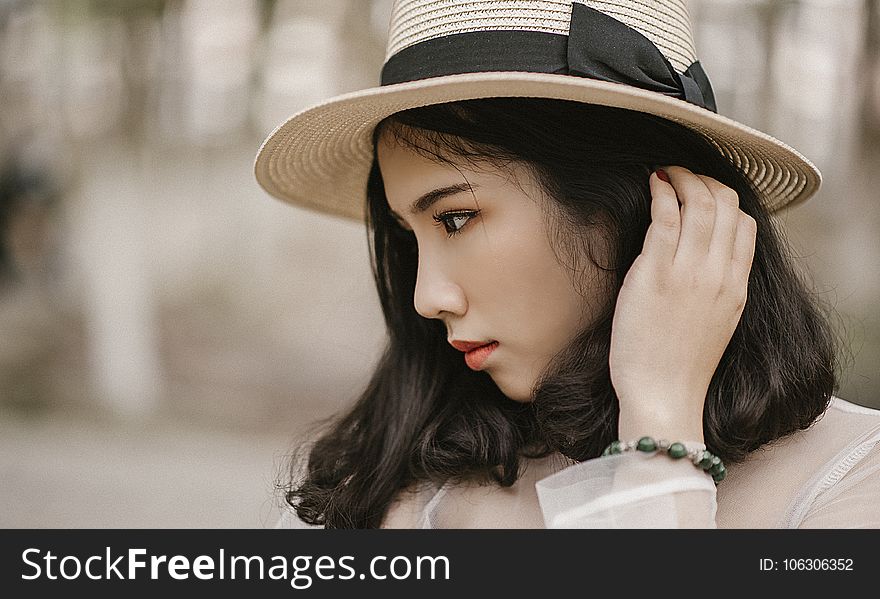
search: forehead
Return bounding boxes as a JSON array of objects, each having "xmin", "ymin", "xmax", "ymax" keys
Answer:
[
  {"xmin": 376, "ymin": 127, "xmax": 544, "ymax": 215},
  {"xmin": 376, "ymin": 126, "xmax": 471, "ymax": 185}
]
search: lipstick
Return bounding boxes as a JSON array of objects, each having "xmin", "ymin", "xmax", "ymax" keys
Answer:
[{"xmin": 450, "ymin": 340, "xmax": 498, "ymax": 371}]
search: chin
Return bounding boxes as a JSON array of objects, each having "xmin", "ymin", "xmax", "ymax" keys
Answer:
[{"xmin": 492, "ymin": 375, "xmax": 535, "ymax": 403}]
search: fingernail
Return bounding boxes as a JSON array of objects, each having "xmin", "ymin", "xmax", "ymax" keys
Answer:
[{"xmin": 655, "ymin": 168, "xmax": 670, "ymax": 183}]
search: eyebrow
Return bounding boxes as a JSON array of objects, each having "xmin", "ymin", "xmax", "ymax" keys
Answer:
[{"xmin": 390, "ymin": 182, "xmax": 479, "ymax": 224}]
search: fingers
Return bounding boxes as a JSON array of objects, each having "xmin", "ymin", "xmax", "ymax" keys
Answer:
[
  {"xmin": 731, "ymin": 211, "xmax": 757, "ymax": 284},
  {"xmin": 644, "ymin": 170, "xmax": 681, "ymax": 267},
  {"xmin": 645, "ymin": 166, "xmax": 757, "ymax": 280},
  {"xmin": 695, "ymin": 174, "xmax": 740, "ymax": 263},
  {"xmin": 661, "ymin": 166, "xmax": 716, "ymax": 262}
]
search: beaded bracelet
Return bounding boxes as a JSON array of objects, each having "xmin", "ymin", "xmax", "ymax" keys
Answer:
[{"xmin": 602, "ymin": 436, "xmax": 727, "ymax": 485}]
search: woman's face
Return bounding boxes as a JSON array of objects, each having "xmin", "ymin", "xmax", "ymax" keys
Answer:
[{"xmin": 377, "ymin": 129, "xmax": 611, "ymax": 402}]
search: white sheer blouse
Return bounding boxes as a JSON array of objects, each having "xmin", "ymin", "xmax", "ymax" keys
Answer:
[{"xmin": 277, "ymin": 396, "xmax": 880, "ymax": 529}]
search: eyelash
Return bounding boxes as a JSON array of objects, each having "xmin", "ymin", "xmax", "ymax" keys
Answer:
[{"xmin": 432, "ymin": 209, "xmax": 481, "ymax": 238}]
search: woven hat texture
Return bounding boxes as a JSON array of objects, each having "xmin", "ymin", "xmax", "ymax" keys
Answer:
[{"xmin": 255, "ymin": 0, "xmax": 821, "ymax": 221}]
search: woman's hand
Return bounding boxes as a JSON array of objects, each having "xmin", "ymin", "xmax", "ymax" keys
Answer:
[{"xmin": 608, "ymin": 166, "xmax": 757, "ymax": 443}]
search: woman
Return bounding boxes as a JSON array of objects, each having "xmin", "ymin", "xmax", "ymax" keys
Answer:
[{"xmin": 256, "ymin": 1, "xmax": 880, "ymax": 528}]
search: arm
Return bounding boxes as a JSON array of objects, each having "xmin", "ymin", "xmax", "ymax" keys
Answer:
[
  {"xmin": 609, "ymin": 166, "xmax": 756, "ymax": 444},
  {"xmin": 541, "ymin": 167, "xmax": 755, "ymax": 529},
  {"xmin": 535, "ymin": 445, "xmax": 717, "ymax": 528}
]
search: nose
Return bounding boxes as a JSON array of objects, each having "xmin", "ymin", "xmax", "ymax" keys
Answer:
[{"xmin": 413, "ymin": 254, "xmax": 467, "ymax": 320}]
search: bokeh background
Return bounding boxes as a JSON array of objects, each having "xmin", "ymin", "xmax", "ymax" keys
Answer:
[{"xmin": 1, "ymin": 0, "xmax": 878, "ymax": 527}]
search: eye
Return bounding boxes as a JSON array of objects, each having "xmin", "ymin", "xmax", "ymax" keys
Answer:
[{"xmin": 432, "ymin": 209, "xmax": 481, "ymax": 237}]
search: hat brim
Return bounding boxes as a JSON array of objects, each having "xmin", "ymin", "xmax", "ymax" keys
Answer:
[{"xmin": 254, "ymin": 71, "xmax": 821, "ymax": 221}]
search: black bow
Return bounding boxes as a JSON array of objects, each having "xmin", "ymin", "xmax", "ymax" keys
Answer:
[
  {"xmin": 380, "ymin": 3, "xmax": 717, "ymax": 113},
  {"xmin": 565, "ymin": 3, "xmax": 716, "ymax": 111}
]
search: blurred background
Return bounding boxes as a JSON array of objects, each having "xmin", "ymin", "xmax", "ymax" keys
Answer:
[{"xmin": 1, "ymin": 0, "xmax": 878, "ymax": 527}]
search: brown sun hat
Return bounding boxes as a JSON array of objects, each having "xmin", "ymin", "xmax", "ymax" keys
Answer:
[{"xmin": 254, "ymin": 0, "xmax": 822, "ymax": 222}]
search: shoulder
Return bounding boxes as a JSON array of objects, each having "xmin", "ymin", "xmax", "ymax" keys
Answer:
[
  {"xmin": 730, "ymin": 396, "xmax": 879, "ymax": 466},
  {"xmin": 765, "ymin": 395, "xmax": 880, "ymax": 463},
  {"xmin": 784, "ymin": 396, "xmax": 880, "ymax": 527},
  {"xmin": 824, "ymin": 395, "xmax": 880, "ymax": 420},
  {"xmin": 381, "ymin": 480, "xmax": 442, "ymax": 528},
  {"xmin": 779, "ymin": 396, "xmax": 880, "ymax": 527},
  {"xmin": 715, "ymin": 396, "xmax": 880, "ymax": 527},
  {"xmin": 275, "ymin": 480, "xmax": 442, "ymax": 529},
  {"xmin": 807, "ymin": 395, "xmax": 880, "ymax": 443}
]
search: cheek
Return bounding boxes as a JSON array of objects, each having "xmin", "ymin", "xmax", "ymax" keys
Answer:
[{"xmin": 477, "ymin": 225, "xmax": 587, "ymax": 347}]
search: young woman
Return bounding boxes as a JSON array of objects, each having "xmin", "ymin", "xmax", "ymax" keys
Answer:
[{"xmin": 255, "ymin": 1, "xmax": 880, "ymax": 528}]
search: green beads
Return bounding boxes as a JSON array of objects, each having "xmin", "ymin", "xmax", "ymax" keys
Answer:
[
  {"xmin": 698, "ymin": 451, "xmax": 715, "ymax": 469},
  {"xmin": 709, "ymin": 462, "xmax": 727, "ymax": 483},
  {"xmin": 694, "ymin": 452, "xmax": 727, "ymax": 485},
  {"xmin": 636, "ymin": 436, "xmax": 657, "ymax": 452},
  {"xmin": 667, "ymin": 442, "xmax": 688, "ymax": 459},
  {"xmin": 600, "ymin": 439, "xmax": 727, "ymax": 486},
  {"xmin": 602, "ymin": 440, "xmax": 623, "ymax": 456},
  {"xmin": 697, "ymin": 455, "xmax": 721, "ymax": 473}
]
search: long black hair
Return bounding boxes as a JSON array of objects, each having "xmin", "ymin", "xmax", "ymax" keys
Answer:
[{"xmin": 281, "ymin": 97, "xmax": 841, "ymax": 528}]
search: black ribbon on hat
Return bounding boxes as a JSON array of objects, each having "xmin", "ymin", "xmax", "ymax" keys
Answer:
[{"xmin": 380, "ymin": 3, "xmax": 717, "ymax": 113}]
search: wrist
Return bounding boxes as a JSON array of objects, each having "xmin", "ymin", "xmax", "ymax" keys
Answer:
[{"xmin": 617, "ymin": 401, "xmax": 705, "ymax": 444}]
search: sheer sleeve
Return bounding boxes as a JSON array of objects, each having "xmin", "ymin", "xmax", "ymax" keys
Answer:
[
  {"xmin": 795, "ymin": 435, "xmax": 880, "ymax": 528},
  {"xmin": 535, "ymin": 441, "xmax": 717, "ymax": 528}
]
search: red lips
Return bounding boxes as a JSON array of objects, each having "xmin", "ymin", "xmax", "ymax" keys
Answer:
[
  {"xmin": 450, "ymin": 340, "xmax": 495, "ymax": 352},
  {"xmin": 450, "ymin": 340, "xmax": 499, "ymax": 371}
]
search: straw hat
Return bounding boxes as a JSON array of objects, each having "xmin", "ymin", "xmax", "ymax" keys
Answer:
[{"xmin": 254, "ymin": 0, "xmax": 821, "ymax": 221}]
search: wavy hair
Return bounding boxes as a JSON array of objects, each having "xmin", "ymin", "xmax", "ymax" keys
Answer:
[{"xmin": 281, "ymin": 98, "xmax": 841, "ymax": 528}]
